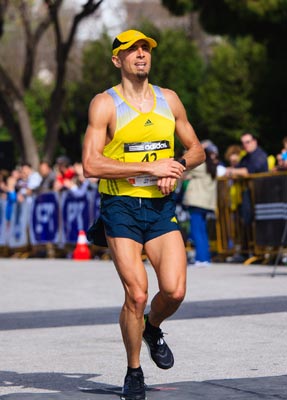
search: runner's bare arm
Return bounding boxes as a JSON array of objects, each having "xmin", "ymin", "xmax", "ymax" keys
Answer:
[
  {"xmin": 82, "ymin": 93, "xmax": 185, "ymax": 179},
  {"xmin": 156, "ymin": 89, "xmax": 205, "ymax": 195},
  {"xmin": 162, "ymin": 88, "xmax": 205, "ymax": 170}
]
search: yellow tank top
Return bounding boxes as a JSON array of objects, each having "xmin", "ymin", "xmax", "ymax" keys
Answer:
[{"xmin": 98, "ymin": 84, "xmax": 175, "ymax": 198}]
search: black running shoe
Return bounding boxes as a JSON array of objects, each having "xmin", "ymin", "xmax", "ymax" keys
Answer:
[
  {"xmin": 120, "ymin": 371, "xmax": 146, "ymax": 400},
  {"xmin": 143, "ymin": 314, "xmax": 174, "ymax": 369}
]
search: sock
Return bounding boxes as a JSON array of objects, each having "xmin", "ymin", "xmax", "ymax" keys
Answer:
[
  {"xmin": 127, "ymin": 366, "xmax": 143, "ymax": 375},
  {"xmin": 145, "ymin": 315, "xmax": 160, "ymax": 333}
]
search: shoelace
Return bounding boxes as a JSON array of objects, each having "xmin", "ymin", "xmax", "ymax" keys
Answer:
[{"xmin": 152, "ymin": 329, "xmax": 168, "ymax": 346}]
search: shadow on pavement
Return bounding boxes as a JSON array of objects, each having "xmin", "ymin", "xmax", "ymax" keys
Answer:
[
  {"xmin": 1, "ymin": 296, "xmax": 287, "ymax": 331},
  {"xmin": 0, "ymin": 371, "xmax": 99, "ymax": 394},
  {"xmin": 1, "ymin": 371, "xmax": 287, "ymax": 399}
]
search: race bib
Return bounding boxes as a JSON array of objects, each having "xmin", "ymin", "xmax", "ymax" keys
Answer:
[
  {"xmin": 124, "ymin": 140, "xmax": 173, "ymax": 187},
  {"xmin": 127, "ymin": 175, "xmax": 158, "ymax": 187}
]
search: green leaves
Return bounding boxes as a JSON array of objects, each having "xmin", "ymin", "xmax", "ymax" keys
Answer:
[
  {"xmin": 24, "ymin": 80, "xmax": 52, "ymax": 145},
  {"xmin": 196, "ymin": 36, "xmax": 267, "ymax": 146},
  {"xmin": 149, "ymin": 28, "xmax": 204, "ymax": 117},
  {"xmin": 225, "ymin": 0, "xmax": 287, "ymax": 20}
]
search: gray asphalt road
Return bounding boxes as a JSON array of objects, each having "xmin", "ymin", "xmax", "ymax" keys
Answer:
[{"xmin": 1, "ymin": 259, "xmax": 287, "ymax": 399}]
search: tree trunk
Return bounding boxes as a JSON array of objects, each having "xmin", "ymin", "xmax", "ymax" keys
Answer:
[
  {"xmin": 43, "ymin": 87, "xmax": 65, "ymax": 163},
  {"xmin": 0, "ymin": 93, "xmax": 23, "ymax": 147},
  {"xmin": 13, "ymin": 97, "xmax": 39, "ymax": 168}
]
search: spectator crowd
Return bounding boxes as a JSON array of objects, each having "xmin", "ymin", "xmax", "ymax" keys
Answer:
[
  {"xmin": 0, "ymin": 134, "xmax": 286, "ymax": 262},
  {"xmin": 179, "ymin": 133, "xmax": 287, "ymax": 265},
  {"xmin": 0, "ymin": 156, "xmax": 98, "ymax": 229}
]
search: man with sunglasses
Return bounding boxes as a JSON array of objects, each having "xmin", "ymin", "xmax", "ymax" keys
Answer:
[{"xmin": 226, "ymin": 132, "xmax": 268, "ymax": 178}]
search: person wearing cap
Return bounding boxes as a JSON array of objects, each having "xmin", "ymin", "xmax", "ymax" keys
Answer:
[{"xmin": 82, "ymin": 29, "xmax": 205, "ymax": 400}]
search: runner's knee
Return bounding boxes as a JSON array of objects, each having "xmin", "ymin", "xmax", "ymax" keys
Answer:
[
  {"xmin": 126, "ymin": 290, "xmax": 148, "ymax": 316},
  {"xmin": 162, "ymin": 287, "xmax": 186, "ymax": 304}
]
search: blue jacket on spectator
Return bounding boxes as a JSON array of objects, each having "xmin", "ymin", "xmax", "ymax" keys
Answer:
[{"xmin": 237, "ymin": 146, "xmax": 268, "ymax": 174}]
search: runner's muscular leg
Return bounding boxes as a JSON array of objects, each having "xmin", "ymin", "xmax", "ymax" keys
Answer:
[
  {"xmin": 144, "ymin": 230, "xmax": 187, "ymax": 327},
  {"xmin": 107, "ymin": 236, "xmax": 148, "ymax": 368}
]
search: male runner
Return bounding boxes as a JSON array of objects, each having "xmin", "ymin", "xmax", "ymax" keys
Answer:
[{"xmin": 82, "ymin": 29, "xmax": 205, "ymax": 400}]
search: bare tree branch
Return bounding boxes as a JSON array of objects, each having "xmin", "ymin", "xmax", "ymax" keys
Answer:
[
  {"xmin": 65, "ymin": 0, "xmax": 104, "ymax": 56},
  {"xmin": 19, "ymin": 0, "xmax": 52, "ymax": 89},
  {"xmin": 45, "ymin": 0, "xmax": 64, "ymax": 62}
]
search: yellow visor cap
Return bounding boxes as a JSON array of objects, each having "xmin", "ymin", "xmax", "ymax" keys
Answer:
[{"xmin": 112, "ymin": 30, "xmax": 157, "ymax": 56}]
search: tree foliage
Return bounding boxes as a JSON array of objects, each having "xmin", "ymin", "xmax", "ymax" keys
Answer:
[
  {"xmin": 148, "ymin": 28, "xmax": 204, "ymax": 121},
  {"xmin": 162, "ymin": 0, "xmax": 287, "ymax": 26},
  {"xmin": 24, "ymin": 80, "xmax": 52, "ymax": 145},
  {"xmin": 161, "ymin": 0, "xmax": 287, "ymax": 154},
  {"xmin": 196, "ymin": 36, "xmax": 267, "ymax": 149}
]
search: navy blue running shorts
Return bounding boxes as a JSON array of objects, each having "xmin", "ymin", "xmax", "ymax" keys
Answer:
[{"xmin": 100, "ymin": 193, "xmax": 180, "ymax": 245}]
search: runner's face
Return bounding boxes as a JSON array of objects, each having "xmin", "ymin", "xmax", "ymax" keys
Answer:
[{"xmin": 118, "ymin": 40, "xmax": 152, "ymax": 80}]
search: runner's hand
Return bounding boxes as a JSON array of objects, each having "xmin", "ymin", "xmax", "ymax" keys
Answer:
[
  {"xmin": 150, "ymin": 158, "xmax": 185, "ymax": 179},
  {"xmin": 157, "ymin": 177, "xmax": 177, "ymax": 195}
]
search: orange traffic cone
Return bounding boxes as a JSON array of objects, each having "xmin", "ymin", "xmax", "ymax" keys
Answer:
[{"xmin": 73, "ymin": 230, "xmax": 91, "ymax": 260}]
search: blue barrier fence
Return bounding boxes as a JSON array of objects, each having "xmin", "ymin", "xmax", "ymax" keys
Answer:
[{"xmin": 0, "ymin": 189, "xmax": 101, "ymax": 249}]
